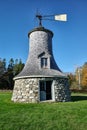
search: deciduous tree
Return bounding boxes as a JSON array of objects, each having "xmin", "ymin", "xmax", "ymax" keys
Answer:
[{"xmin": 81, "ymin": 62, "xmax": 87, "ymax": 89}]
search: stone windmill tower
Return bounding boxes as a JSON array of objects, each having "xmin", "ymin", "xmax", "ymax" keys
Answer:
[{"xmin": 12, "ymin": 14, "xmax": 71, "ymax": 102}]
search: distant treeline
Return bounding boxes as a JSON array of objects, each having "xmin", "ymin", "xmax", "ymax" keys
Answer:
[
  {"xmin": 0, "ymin": 58, "xmax": 24, "ymax": 90},
  {"xmin": 68, "ymin": 62, "xmax": 87, "ymax": 90}
]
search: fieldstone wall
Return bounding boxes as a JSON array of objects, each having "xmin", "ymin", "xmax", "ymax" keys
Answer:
[
  {"xmin": 54, "ymin": 78, "xmax": 71, "ymax": 102},
  {"xmin": 12, "ymin": 78, "xmax": 40, "ymax": 103},
  {"xmin": 12, "ymin": 77, "xmax": 71, "ymax": 103}
]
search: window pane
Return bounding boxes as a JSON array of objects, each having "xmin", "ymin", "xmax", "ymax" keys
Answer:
[{"xmin": 41, "ymin": 58, "xmax": 47, "ymax": 68}]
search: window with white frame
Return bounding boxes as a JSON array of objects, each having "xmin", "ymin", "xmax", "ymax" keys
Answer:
[{"xmin": 41, "ymin": 58, "xmax": 48, "ymax": 68}]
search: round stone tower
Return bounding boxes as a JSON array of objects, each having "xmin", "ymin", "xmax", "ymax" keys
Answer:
[{"xmin": 12, "ymin": 26, "xmax": 71, "ymax": 103}]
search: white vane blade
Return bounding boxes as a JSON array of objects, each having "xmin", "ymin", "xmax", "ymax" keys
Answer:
[{"xmin": 54, "ymin": 14, "xmax": 67, "ymax": 21}]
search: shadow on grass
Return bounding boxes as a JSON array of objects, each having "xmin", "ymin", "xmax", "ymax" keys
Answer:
[{"xmin": 71, "ymin": 96, "xmax": 87, "ymax": 101}]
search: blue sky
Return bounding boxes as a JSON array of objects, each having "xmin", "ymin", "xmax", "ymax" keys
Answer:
[{"xmin": 0, "ymin": 0, "xmax": 87, "ymax": 73}]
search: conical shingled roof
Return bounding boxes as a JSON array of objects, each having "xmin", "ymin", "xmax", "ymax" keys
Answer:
[{"xmin": 14, "ymin": 27, "xmax": 66, "ymax": 80}]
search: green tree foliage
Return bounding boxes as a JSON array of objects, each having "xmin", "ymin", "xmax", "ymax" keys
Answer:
[
  {"xmin": 2, "ymin": 58, "xmax": 6, "ymax": 71},
  {"xmin": 0, "ymin": 58, "xmax": 24, "ymax": 90},
  {"xmin": 67, "ymin": 73, "xmax": 75, "ymax": 85},
  {"xmin": 67, "ymin": 73, "xmax": 78, "ymax": 89},
  {"xmin": 0, "ymin": 58, "xmax": 9, "ymax": 89},
  {"xmin": 0, "ymin": 73, "xmax": 10, "ymax": 89},
  {"xmin": 0, "ymin": 58, "xmax": 5, "ymax": 76},
  {"xmin": 13, "ymin": 59, "xmax": 24, "ymax": 75},
  {"xmin": 8, "ymin": 58, "xmax": 14, "ymax": 71}
]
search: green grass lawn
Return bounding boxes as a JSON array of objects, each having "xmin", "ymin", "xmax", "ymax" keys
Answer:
[{"xmin": 0, "ymin": 91, "xmax": 87, "ymax": 130}]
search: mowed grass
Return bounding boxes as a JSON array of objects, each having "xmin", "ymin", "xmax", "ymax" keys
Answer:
[{"xmin": 0, "ymin": 91, "xmax": 87, "ymax": 130}]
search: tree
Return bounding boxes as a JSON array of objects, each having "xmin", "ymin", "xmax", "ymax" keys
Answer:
[
  {"xmin": 81, "ymin": 63, "xmax": 87, "ymax": 89},
  {"xmin": 67, "ymin": 73, "xmax": 78, "ymax": 89},
  {"xmin": 75, "ymin": 63, "xmax": 87, "ymax": 89},
  {"xmin": 2, "ymin": 58, "xmax": 6, "ymax": 71},
  {"xmin": 8, "ymin": 58, "xmax": 14, "ymax": 70},
  {"xmin": 0, "ymin": 58, "xmax": 24, "ymax": 90},
  {"xmin": 0, "ymin": 58, "xmax": 5, "ymax": 76},
  {"xmin": 67, "ymin": 73, "xmax": 75, "ymax": 86},
  {"xmin": 13, "ymin": 59, "xmax": 24, "ymax": 75},
  {"xmin": 75, "ymin": 67, "xmax": 82, "ymax": 90}
]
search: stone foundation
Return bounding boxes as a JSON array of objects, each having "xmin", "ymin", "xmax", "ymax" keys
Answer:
[{"xmin": 12, "ymin": 77, "xmax": 71, "ymax": 103}]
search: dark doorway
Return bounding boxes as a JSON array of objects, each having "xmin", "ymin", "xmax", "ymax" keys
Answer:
[
  {"xmin": 40, "ymin": 80, "xmax": 52, "ymax": 101},
  {"xmin": 40, "ymin": 81, "xmax": 46, "ymax": 101},
  {"xmin": 46, "ymin": 81, "xmax": 52, "ymax": 100}
]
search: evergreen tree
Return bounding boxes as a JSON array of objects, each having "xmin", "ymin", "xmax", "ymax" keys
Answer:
[
  {"xmin": 0, "ymin": 58, "xmax": 24, "ymax": 90},
  {"xmin": 0, "ymin": 58, "xmax": 5, "ymax": 75},
  {"xmin": 13, "ymin": 59, "xmax": 24, "ymax": 75},
  {"xmin": 2, "ymin": 58, "xmax": 6, "ymax": 71},
  {"xmin": 8, "ymin": 58, "xmax": 14, "ymax": 70}
]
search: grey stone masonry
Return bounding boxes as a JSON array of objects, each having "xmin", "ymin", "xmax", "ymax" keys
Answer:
[
  {"xmin": 54, "ymin": 78, "xmax": 71, "ymax": 102},
  {"xmin": 12, "ymin": 77, "xmax": 70, "ymax": 102},
  {"xmin": 12, "ymin": 78, "xmax": 39, "ymax": 103}
]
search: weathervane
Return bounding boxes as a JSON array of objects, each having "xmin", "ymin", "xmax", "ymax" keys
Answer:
[{"xmin": 36, "ymin": 13, "xmax": 67, "ymax": 26}]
